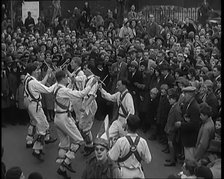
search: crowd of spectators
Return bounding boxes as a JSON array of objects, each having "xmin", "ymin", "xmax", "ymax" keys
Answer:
[{"xmin": 1, "ymin": 1, "xmax": 221, "ymax": 178}]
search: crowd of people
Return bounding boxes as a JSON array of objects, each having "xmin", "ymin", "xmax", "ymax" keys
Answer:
[{"xmin": 1, "ymin": 1, "xmax": 221, "ymax": 178}]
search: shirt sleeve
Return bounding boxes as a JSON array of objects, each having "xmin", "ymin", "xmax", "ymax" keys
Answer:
[
  {"xmin": 61, "ymin": 86, "xmax": 92, "ymax": 100},
  {"xmin": 32, "ymin": 80, "xmax": 57, "ymax": 94},
  {"xmin": 108, "ymin": 139, "xmax": 122, "ymax": 161},
  {"xmin": 140, "ymin": 139, "xmax": 152, "ymax": 163},
  {"xmin": 123, "ymin": 93, "xmax": 135, "ymax": 115},
  {"xmin": 101, "ymin": 89, "xmax": 119, "ymax": 103}
]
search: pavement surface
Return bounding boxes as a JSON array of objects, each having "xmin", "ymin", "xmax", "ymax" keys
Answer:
[{"xmin": 2, "ymin": 119, "xmax": 182, "ymax": 178}]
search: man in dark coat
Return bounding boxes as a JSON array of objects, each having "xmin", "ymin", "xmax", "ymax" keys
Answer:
[
  {"xmin": 146, "ymin": 14, "xmax": 160, "ymax": 39},
  {"xmin": 204, "ymin": 80, "xmax": 219, "ymax": 123},
  {"xmin": 156, "ymin": 84, "xmax": 171, "ymax": 149},
  {"xmin": 175, "ymin": 86, "xmax": 201, "ymax": 161},
  {"xmin": 127, "ymin": 60, "xmax": 143, "ymax": 115},
  {"xmin": 92, "ymin": 58, "xmax": 110, "ymax": 121},
  {"xmin": 164, "ymin": 88, "xmax": 182, "ymax": 166},
  {"xmin": 198, "ymin": 0, "xmax": 212, "ymax": 26},
  {"xmin": 24, "ymin": 11, "xmax": 35, "ymax": 32},
  {"xmin": 160, "ymin": 63, "xmax": 175, "ymax": 88},
  {"xmin": 146, "ymin": 87, "xmax": 160, "ymax": 136}
]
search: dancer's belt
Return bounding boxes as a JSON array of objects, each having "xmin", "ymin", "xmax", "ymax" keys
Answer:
[
  {"xmin": 118, "ymin": 113, "xmax": 127, "ymax": 118},
  {"xmin": 55, "ymin": 110, "xmax": 72, "ymax": 117}
]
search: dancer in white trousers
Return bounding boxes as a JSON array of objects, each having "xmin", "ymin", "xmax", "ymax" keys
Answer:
[
  {"xmin": 53, "ymin": 70, "xmax": 98, "ymax": 178},
  {"xmin": 24, "ymin": 63, "xmax": 57, "ymax": 160}
]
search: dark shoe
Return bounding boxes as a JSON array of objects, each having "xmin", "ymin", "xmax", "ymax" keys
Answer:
[
  {"xmin": 61, "ymin": 162, "xmax": 76, "ymax": 173},
  {"xmin": 45, "ymin": 137, "xmax": 57, "ymax": 144},
  {"xmin": 83, "ymin": 146, "xmax": 94, "ymax": 157},
  {"xmin": 32, "ymin": 151, "xmax": 44, "ymax": 161},
  {"xmin": 57, "ymin": 168, "xmax": 71, "ymax": 179},
  {"xmin": 164, "ymin": 162, "xmax": 176, "ymax": 167},
  {"xmin": 165, "ymin": 159, "xmax": 171, "ymax": 162},
  {"xmin": 40, "ymin": 150, "xmax": 45, "ymax": 155},
  {"xmin": 26, "ymin": 143, "xmax": 33, "ymax": 148}
]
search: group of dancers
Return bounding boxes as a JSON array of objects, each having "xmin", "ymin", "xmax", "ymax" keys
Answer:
[{"xmin": 23, "ymin": 56, "xmax": 139, "ymax": 178}]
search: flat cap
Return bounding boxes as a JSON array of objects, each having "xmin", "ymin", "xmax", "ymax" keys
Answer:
[
  {"xmin": 182, "ymin": 86, "xmax": 196, "ymax": 92},
  {"xmin": 130, "ymin": 60, "xmax": 138, "ymax": 68},
  {"xmin": 204, "ymin": 80, "xmax": 213, "ymax": 87},
  {"xmin": 94, "ymin": 138, "xmax": 109, "ymax": 150}
]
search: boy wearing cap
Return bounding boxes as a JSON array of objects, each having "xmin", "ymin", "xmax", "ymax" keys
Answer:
[
  {"xmin": 109, "ymin": 114, "xmax": 151, "ymax": 178},
  {"xmin": 82, "ymin": 138, "xmax": 120, "ymax": 179},
  {"xmin": 194, "ymin": 103, "xmax": 215, "ymax": 161},
  {"xmin": 164, "ymin": 88, "xmax": 182, "ymax": 167}
]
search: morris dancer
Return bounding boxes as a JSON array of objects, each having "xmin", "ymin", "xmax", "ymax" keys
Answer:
[
  {"xmin": 24, "ymin": 63, "xmax": 57, "ymax": 160},
  {"xmin": 53, "ymin": 70, "xmax": 98, "ymax": 177},
  {"xmin": 98, "ymin": 79, "xmax": 135, "ymax": 146},
  {"xmin": 67, "ymin": 56, "xmax": 86, "ymax": 124},
  {"xmin": 79, "ymin": 66, "xmax": 99, "ymax": 156}
]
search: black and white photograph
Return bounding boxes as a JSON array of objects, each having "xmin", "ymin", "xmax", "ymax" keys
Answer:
[{"xmin": 1, "ymin": 0, "xmax": 221, "ymax": 178}]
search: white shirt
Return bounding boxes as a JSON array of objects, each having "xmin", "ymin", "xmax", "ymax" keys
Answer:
[
  {"xmin": 68, "ymin": 67, "xmax": 86, "ymax": 91},
  {"xmin": 101, "ymin": 89, "xmax": 135, "ymax": 122},
  {"xmin": 24, "ymin": 74, "xmax": 57, "ymax": 101},
  {"xmin": 54, "ymin": 83, "xmax": 92, "ymax": 112},
  {"xmin": 109, "ymin": 133, "xmax": 152, "ymax": 169}
]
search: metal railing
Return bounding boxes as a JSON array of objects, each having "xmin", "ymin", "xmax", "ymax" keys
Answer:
[{"xmin": 142, "ymin": 5, "xmax": 199, "ymax": 24}]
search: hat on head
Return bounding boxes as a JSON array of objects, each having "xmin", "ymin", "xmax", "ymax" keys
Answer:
[
  {"xmin": 128, "ymin": 47, "xmax": 137, "ymax": 54},
  {"xmin": 204, "ymin": 79, "xmax": 213, "ymax": 88},
  {"xmin": 188, "ymin": 31, "xmax": 195, "ymax": 39},
  {"xmin": 155, "ymin": 36, "xmax": 164, "ymax": 43},
  {"xmin": 64, "ymin": 52, "xmax": 71, "ymax": 59},
  {"xmin": 167, "ymin": 49, "xmax": 175, "ymax": 55},
  {"xmin": 182, "ymin": 86, "xmax": 196, "ymax": 93},
  {"xmin": 148, "ymin": 59, "xmax": 157, "ymax": 69},
  {"xmin": 136, "ymin": 46, "xmax": 143, "ymax": 53},
  {"xmin": 123, "ymin": 18, "xmax": 129, "ymax": 25},
  {"xmin": 168, "ymin": 88, "xmax": 179, "ymax": 99},
  {"xmin": 160, "ymin": 84, "xmax": 169, "ymax": 91},
  {"xmin": 188, "ymin": 67, "xmax": 196, "ymax": 77},
  {"xmin": 94, "ymin": 138, "xmax": 109, "ymax": 150},
  {"xmin": 117, "ymin": 50, "xmax": 125, "ymax": 58},
  {"xmin": 5, "ymin": 56, "xmax": 13, "ymax": 64},
  {"xmin": 130, "ymin": 60, "xmax": 138, "ymax": 68},
  {"xmin": 5, "ymin": 167, "xmax": 23, "ymax": 179},
  {"xmin": 149, "ymin": 54, "xmax": 156, "ymax": 61},
  {"xmin": 176, "ymin": 77, "xmax": 189, "ymax": 87},
  {"xmin": 195, "ymin": 166, "xmax": 213, "ymax": 179},
  {"xmin": 201, "ymin": 66, "xmax": 209, "ymax": 74},
  {"xmin": 140, "ymin": 60, "xmax": 148, "ymax": 68}
]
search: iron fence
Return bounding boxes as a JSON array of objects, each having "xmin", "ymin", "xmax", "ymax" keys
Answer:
[{"xmin": 142, "ymin": 6, "xmax": 199, "ymax": 24}]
